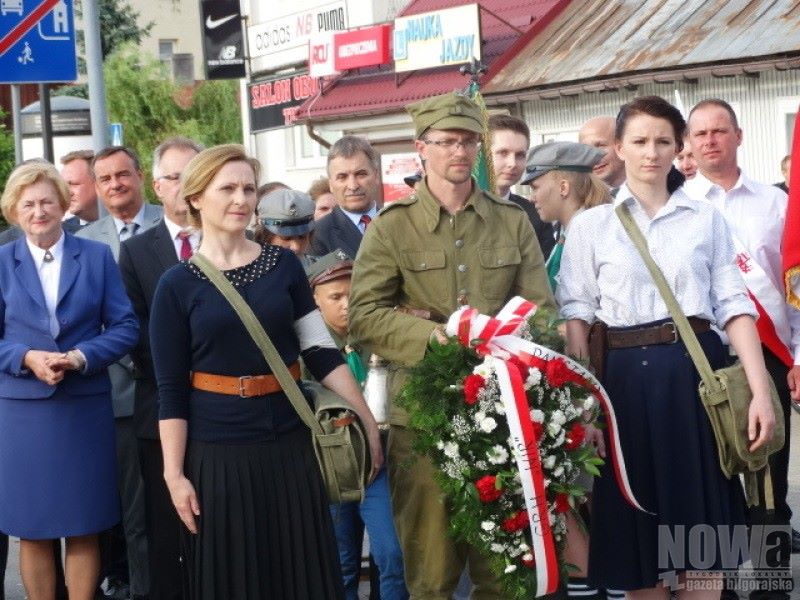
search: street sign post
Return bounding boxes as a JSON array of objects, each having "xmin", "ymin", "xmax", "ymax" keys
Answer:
[{"xmin": 0, "ymin": 0, "xmax": 77, "ymax": 83}]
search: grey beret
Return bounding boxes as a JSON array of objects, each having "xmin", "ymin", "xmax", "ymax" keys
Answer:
[{"xmin": 257, "ymin": 188, "xmax": 315, "ymax": 236}]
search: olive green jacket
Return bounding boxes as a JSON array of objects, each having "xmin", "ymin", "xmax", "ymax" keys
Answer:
[{"xmin": 349, "ymin": 179, "xmax": 555, "ymax": 426}]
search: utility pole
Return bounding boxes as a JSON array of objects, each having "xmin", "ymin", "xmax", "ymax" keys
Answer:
[{"xmin": 83, "ymin": 0, "xmax": 108, "ymax": 151}]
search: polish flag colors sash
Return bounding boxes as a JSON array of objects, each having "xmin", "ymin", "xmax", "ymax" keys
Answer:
[
  {"xmin": 783, "ymin": 107, "xmax": 800, "ymax": 310},
  {"xmin": 730, "ymin": 234, "xmax": 794, "ymax": 368},
  {"xmin": 447, "ymin": 297, "xmax": 650, "ymax": 596}
]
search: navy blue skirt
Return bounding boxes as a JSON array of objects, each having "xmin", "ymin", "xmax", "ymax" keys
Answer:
[{"xmin": 588, "ymin": 324, "xmax": 747, "ymax": 590}]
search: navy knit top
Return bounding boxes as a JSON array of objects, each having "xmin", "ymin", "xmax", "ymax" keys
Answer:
[{"xmin": 150, "ymin": 245, "xmax": 343, "ymax": 443}]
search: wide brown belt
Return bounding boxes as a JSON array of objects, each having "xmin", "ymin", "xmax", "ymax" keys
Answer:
[
  {"xmin": 606, "ymin": 318, "xmax": 711, "ymax": 349},
  {"xmin": 191, "ymin": 362, "xmax": 301, "ymax": 397}
]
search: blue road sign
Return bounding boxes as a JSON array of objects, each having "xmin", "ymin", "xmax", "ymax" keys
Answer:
[{"xmin": 0, "ymin": 0, "xmax": 77, "ymax": 83}]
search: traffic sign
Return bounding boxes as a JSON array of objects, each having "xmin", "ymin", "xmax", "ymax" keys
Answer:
[{"xmin": 0, "ymin": 0, "xmax": 77, "ymax": 83}]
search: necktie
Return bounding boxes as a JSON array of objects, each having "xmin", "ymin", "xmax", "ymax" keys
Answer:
[
  {"xmin": 177, "ymin": 230, "xmax": 193, "ymax": 260},
  {"xmin": 359, "ymin": 214, "xmax": 372, "ymax": 233},
  {"xmin": 119, "ymin": 222, "xmax": 139, "ymax": 241}
]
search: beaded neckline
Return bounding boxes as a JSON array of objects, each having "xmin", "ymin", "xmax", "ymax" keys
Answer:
[{"xmin": 186, "ymin": 245, "xmax": 282, "ymax": 288}]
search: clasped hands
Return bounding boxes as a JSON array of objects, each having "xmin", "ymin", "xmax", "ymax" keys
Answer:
[{"xmin": 23, "ymin": 349, "xmax": 84, "ymax": 385}]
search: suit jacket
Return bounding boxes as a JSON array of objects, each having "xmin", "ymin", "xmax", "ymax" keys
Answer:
[
  {"xmin": 0, "ymin": 217, "xmax": 83, "ymax": 246},
  {"xmin": 0, "ymin": 234, "xmax": 139, "ymax": 399},
  {"xmin": 77, "ymin": 203, "xmax": 164, "ymax": 417},
  {"xmin": 310, "ymin": 205, "xmax": 364, "ymax": 258},
  {"xmin": 508, "ymin": 192, "xmax": 556, "ymax": 258},
  {"xmin": 119, "ymin": 221, "xmax": 179, "ymax": 439}
]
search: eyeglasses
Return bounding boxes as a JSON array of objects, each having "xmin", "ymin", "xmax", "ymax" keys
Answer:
[
  {"xmin": 422, "ymin": 138, "xmax": 481, "ymax": 151},
  {"xmin": 156, "ymin": 173, "xmax": 181, "ymax": 182}
]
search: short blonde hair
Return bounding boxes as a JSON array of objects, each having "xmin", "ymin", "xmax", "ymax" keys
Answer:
[
  {"xmin": 549, "ymin": 170, "xmax": 611, "ymax": 210},
  {"xmin": 181, "ymin": 144, "xmax": 261, "ymax": 229},
  {"xmin": 1, "ymin": 161, "xmax": 70, "ymax": 224}
]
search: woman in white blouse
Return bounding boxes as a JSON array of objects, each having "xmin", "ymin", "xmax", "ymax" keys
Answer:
[{"xmin": 557, "ymin": 96, "xmax": 774, "ymax": 598}]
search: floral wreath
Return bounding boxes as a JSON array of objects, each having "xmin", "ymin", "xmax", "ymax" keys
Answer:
[{"xmin": 396, "ymin": 297, "xmax": 647, "ymax": 598}]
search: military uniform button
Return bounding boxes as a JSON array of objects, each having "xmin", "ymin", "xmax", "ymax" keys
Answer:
[
  {"xmin": 459, "ymin": 288, "xmax": 467, "ymax": 295},
  {"xmin": 420, "ymin": 262, "xmax": 427, "ymax": 269},
  {"xmin": 457, "ymin": 264, "xmax": 467, "ymax": 272},
  {"xmin": 497, "ymin": 259, "xmax": 504, "ymax": 265},
  {"xmin": 455, "ymin": 239, "xmax": 464, "ymax": 248}
]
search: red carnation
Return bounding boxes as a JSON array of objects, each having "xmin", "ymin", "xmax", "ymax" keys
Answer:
[
  {"xmin": 501, "ymin": 510, "xmax": 529, "ymax": 533},
  {"xmin": 565, "ymin": 422, "xmax": 586, "ymax": 450},
  {"xmin": 507, "ymin": 356, "xmax": 529, "ymax": 380},
  {"xmin": 521, "ymin": 554, "xmax": 536, "ymax": 569},
  {"xmin": 554, "ymin": 493, "xmax": 571, "ymax": 513},
  {"xmin": 475, "ymin": 475, "xmax": 503, "ymax": 503},
  {"xmin": 531, "ymin": 421, "xmax": 544, "ymax": 441},
  {"xmin": 545, "ymin": 358, "xmax": 574, "ymax": 388},
  {"xmin": 463, "ymin": 374, "xmax": 486, "ymax": 405}
]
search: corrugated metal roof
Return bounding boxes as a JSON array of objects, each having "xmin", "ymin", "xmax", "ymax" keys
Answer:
[
  {"xmin": 295, "ymin": 0, "xmax": 568, "ymax": 122},
  {"xmin": 485, "ymin": 0, "xmax": 800, "ymax": 95}
]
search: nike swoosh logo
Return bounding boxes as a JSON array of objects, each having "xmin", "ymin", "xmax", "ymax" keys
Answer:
[{"xmin": 206, "ymin": 14, "xmax": 237, "ymax": 29}]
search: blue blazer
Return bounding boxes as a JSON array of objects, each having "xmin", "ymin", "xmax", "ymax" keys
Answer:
[{"xmin": 0, "ymin": 233, "xmax": 139, "ymax": 400}]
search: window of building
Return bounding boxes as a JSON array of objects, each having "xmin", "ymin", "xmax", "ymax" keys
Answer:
[{"xmin": 159, "ymin": 39, "xmax": 175, "ymax": 60}]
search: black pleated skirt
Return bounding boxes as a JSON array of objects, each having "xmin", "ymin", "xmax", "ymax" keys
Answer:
[
  {"xmin": 182, "ymin": 426, "xmax": 345, "ymax": 600},
  {"xmin": 588, "ymin": 324, "xmax": 747, "ymax": 591}
]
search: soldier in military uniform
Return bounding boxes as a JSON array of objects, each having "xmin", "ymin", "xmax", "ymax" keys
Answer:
[
  {"xmin": 349, "ymin": 92, "xmax": 555, "ymax": 599},
  {"xmin": 254, "ymin": 188, "xmax": 318, "ymax": 267}
]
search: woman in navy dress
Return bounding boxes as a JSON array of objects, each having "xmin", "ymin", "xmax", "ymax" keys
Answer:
[
  {"xmin": 0, "ymin": 162, "xmax": 138, "ymax": 600},
  {"xmin": 557, "ymin": 96, "xmax": 775, "ymax": 597},
  {"xmin": 150, "ymin": 144, "xmax": 383, "ymax": 599}
]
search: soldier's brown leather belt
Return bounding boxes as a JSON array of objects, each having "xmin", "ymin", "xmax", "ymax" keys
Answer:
[
  {"xmin": 606, "ymin": 318, "xmax": 710, "ymax": 349},
  {"xmin": 191, "ymin": 362, "xmax": 301, "ymax": 397}
]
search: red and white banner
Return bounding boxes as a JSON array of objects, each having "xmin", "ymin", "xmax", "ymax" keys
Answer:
[
  {"xmin": 783, "ymin": 107, "xmax": 800, "ymax": 310},
  {"xmin": 447, "ymin": 297, "xmax": 650, "ymax": 596}
]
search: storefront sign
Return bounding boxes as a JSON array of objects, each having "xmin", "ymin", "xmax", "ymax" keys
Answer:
[
  {"xmin": 248, "ymin": 0, "xmax": 348, "ymax": 59},
  {"xmin": 309, "ymin": 31, "xmax": 338, "ymax": 78},
  {"xmin": 381, "ymin": 152, "xmax": 423, "ymax": 204},
  {"xmin": 393, "ymin": 4, "xmax": 481, "ymax": 73},
  {"xmin": 248, "ymin": 73, "xmax": 320, "ymax": 133},
  {"xmin": 200, "ymin": 0, "xmax": 246, "ymax": 79},
  {"xmin": 333, "ymin": 24, "xmax": 391, "ymax": 71}
]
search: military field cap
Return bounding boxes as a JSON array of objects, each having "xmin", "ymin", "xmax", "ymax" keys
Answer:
[
  {"xmin": 257, "ymin": 188, "xmax": 315, "ymax": 237},
  {"xmin": 305, "ymin": 249, "xmax": 353, "ymax": 288},
  {"xmin": 404, "ymin": 171, "xmax": 423, "ymax": 187},
  {"xmin": 407, "ymin": 92, "xmax": 484, "ymax": 138},
  {"xmin": 521, "ymin": 141, "xmax": 605, "ymax": 185}
]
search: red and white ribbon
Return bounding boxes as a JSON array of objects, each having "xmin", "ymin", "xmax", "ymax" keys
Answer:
[{"xmin": 447, "ymin": 297, "xmax": 650, "ymax": 596}]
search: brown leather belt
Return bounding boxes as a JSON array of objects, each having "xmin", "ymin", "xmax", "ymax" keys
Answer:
[
  {"xmin": 606, "ymin": 318, "xmax": 710, "ymax": 349},
  {"xmin": 191, "ymin": 362, "xmax": 301, "ymax": 397}
]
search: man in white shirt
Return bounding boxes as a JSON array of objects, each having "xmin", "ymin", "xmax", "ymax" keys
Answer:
[
  {"xmin": 118, "ymin": 137, "xmax": 202, "ymax": 600},
  {"xmin": 685, "ymin": 99, "xmax": 800, "ymax": 598}
]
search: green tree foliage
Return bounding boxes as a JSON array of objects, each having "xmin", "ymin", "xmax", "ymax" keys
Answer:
[
  {"xmin": 103, "ymin": 44, "xmax": 243, "ymax": 201},
  {"xmin": 0, "ymin": 109, "xmax": 16, "ymax": 230}
]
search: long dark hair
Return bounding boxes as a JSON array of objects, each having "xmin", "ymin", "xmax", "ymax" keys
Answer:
[{"xmin": 615, "ymin": 96, "xmax": 687, "ymax": 193}]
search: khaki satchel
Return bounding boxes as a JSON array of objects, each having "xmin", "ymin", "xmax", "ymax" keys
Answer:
[
  {"xmin": 616, "ymin": 204, "xmax": 784, "ymax": 508},
  {"xmin": 190, "ymin": 253, "xmax": 370, "ymax": 504}
]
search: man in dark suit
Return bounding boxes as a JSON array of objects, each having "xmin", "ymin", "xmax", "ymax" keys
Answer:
[
  {"xmin": 488, "ymin": 114, "xmax": 556, "ymax": 258},
  {"xmin": 119, "ymin": 137, "xmax": 202, "ymax": 600},
  {"xmin": 310, "ymin": 136, "xmax": 381, "ymax": 259},
  {"xmin": 78, "ymin": 146, "xmax": 163, "ymax": 600}
]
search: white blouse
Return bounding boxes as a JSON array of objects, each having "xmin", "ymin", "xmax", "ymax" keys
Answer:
[
  {"xmin": 556, "ymin": 185, "xmax": 756, "ymax": 328},
  {"xmin": 26, "ymin": 233, "xmax": 65, "ymax": 339}
]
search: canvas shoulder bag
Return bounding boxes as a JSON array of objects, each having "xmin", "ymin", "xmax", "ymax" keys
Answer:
[
  {"xmin": 190, "ymin": 253, "xmax": 370, "ymax": 504},
  {"xmin": 615, "ymin": 203, "xmax": 784, "ymax": 508}
]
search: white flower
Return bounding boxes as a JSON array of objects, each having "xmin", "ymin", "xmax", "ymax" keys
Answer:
[
  {"xmin": 474, "ymin": 411, "xmax": 486, "ymax": 425},
  {"xmin": 505, "ymin": 564, "xmax": 517, "ymax": 574},
  {"xmin": 481, "ymin": 520, "xmax": 495, "ymax": 532},
  {"xmin": 487, "ymin": 444, "xmax": 509, "ymax": 465},
  {"xmin": 542, "ymin": 455, "xmax": 556, "ymax": 470},
  {"xmin": 473, "ymin": 359, "xmax": 494, "ymax": 379},
  {"xmin": 553, "ymin": 465, "xmax": 564, "ymax": 478},
  {"xmin": 490, "ymin": 543, "xmax": 505, "ymax": 554},
  {"xmin": 494, "ymin": 401, "xmax": 506, "ymax": 415},
  {"xmin": 547, "ymin": 421, "xmax": 562, "ymax": 437},
  {"xmin": 519, "ymin": 543, "xmax": 530, "ymax": 552},
  {"xmin": 480, "ymin": 417, "xmax": 498, "ymax": 433},
  {"xmin": 436, "ymin": 440, "xmax": 445, "ymax": 450},
  {"xmin": 530, "ymin": 409, "xmax": 545, "ymax": 423},
  {"xmin": 443, "ymin": 442, "xmax": 459, "ymax": 458},
  {"xmin": 583, "ymin": 397, "xmax": 595, "ymax": 411},
  {"xmin": 551, "ymin": 410, "xmax": 567, "ymax": 426},
  {"xmin": 525, "ymin": 368, "xmax": 542, "ymax": 388},
  {"xmin": 522, "ymin": 552, "xmax": 534, "ymax": 563}
]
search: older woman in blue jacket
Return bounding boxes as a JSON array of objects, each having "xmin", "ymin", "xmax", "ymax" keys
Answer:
[{"xmin": 0, "ymin": 161, "xmax": 138, "ymax": 600}]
